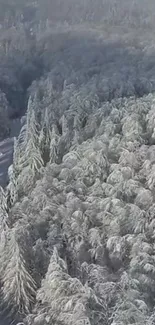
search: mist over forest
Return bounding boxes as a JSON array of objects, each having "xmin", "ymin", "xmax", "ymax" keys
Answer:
[{"xmin": 1, "ymin": 1, "xmax": 155, "ymax": 324}]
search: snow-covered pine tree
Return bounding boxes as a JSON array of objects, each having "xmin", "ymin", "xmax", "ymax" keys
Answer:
[
  {"xmin": 36, "ymin": 247, "xmax": 107, "ymax": 325},
  {"xmin": 0, "ymin": 185, "xmax": 9, "ymax": 228},
  {"xmin": 111, "ymin": 271, "xmax": 148, "ymax": 325},
  {"xmin": 6, "ymin": 163, "xmax": 18, "ymax": 208},
  {"xmin": 13, "ymin": 96, "xmax": 44, "ymax": 194},
  {"xmin": 49, "ymin": 125, "xmax": 59, "ymax": 164},
  {"xmin": 0, "ymin": 228, "xmax": 37, "ymax": 319}
]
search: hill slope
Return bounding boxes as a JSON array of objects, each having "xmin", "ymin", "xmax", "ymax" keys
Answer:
[{"xmin": 1, "ymin": 1, "xmax": 155, "ymax": 325}]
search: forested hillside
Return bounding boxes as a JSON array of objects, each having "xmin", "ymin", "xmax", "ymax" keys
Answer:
[{"xmin": 1, "ymin": 1, "xmax": 155, "ymax": 324}]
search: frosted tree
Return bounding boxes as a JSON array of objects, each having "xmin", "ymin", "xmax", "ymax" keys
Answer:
[
  {"xmin": 129, "ymin": 236, "xmax": 155, "ymax": 302},
  {"xmin": 111, "ymin": 271, "xmax": 148, "ymax": 325},
  {"xmin": 80, "ymin": 261, "xmax": 118, "ymax": 308},
  {"xmin": 6, "ymin": 164, "xmax": 18, "ymax": 208},
  {"xmin": 0, "ymin": 185, "xmax": 9, "ymax": 229},
  {"xmin": 0, "ymin": 228, "xmax": 37, "ymax": 319},
  {"xmin": 59, "ymin": 114, "xmax": 68, "ymax": 136},
  {"xmin": 13, "ymin": 96, "xmax": 44, "ymax": 193},
  {"xmin": 49, "ymin": 125, "xmax": 60, "ymax": 164},
  {"xmin": 71, "ymin": 113, "xmax": 81, "ymax": 147},
  {"xmin": 38, "ymin": 105, "xmax": 57, "ymax": 165},
  {"xmin": 36, "ymin": 247, "xmax": 107, "ymax": 325},
  {"xmin": 6, "ymin": 134, "xmax": 26, "ymax": 207}
]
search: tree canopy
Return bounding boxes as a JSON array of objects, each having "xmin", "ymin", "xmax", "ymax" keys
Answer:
[{"xmin": 0, "ymin": 1, "xmax": 155, "ymax": 325}]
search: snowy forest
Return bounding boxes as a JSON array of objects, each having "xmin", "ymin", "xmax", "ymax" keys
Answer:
[{"xmin": 1, "ymin": 0, "xmax": 155, "ymax": 324}]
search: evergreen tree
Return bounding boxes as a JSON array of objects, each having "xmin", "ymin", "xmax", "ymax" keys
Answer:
[
  {"xmin": 0, "ymin": 228, "xmax": 37, "ymax": 319},
  {"xmin": 36, "ymin": 247, "xmax": 107, "ymax": 325}
]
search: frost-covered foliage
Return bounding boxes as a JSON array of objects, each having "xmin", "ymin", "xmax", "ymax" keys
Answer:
[
  {"xmin": 0, "ymin": 228, "xmax": 37, "ymax": 319},
  {"xmin": 5, "ymin": 87, "xmax": 155, "ymax": 325},
  {"xmin": 1, "ymin": 1, "xmax": 155, "ymax": 325}
]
